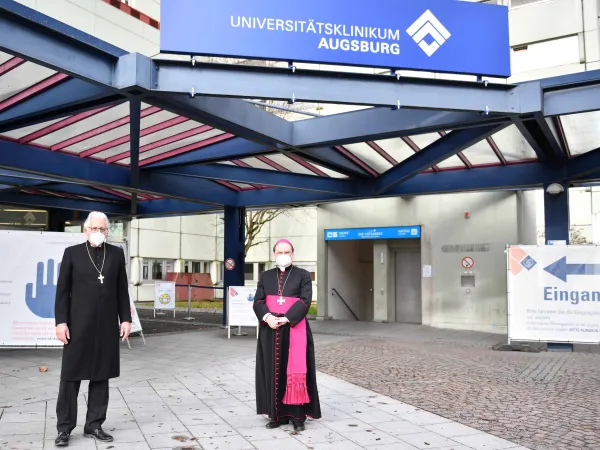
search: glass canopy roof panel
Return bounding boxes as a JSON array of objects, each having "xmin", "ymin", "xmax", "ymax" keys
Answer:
[
  {"xmin": 135, "ymin": 129, "xmax": 227, "ymax": 163},
  {"xmin": 374, "ymin": 138, "xmax": 416, "ymax": 164},
  {"xmin": 0, "ymin": 61, "xmax": 57, "ymax": 103},
  {"xmin": 0, "ymin": 51, "xmax": 15, "ymax": 65},
  {"xmin": 492, "ymin": 124, "xmax": 537, "ymax": 161},
  {"xmin": 0, "ymin": 117, "xmax": 64, "ymax": 140},
  {"xmin": 343, "ymin": 143, "xmax": 394, "ymax": 174},
  {"xmin": 460, "ymin": 138, "xmax": 501, "ymax": 166},
  {"xmin": 408, "ymin": 132, "xmax": 442, "ymax": 150},
  {"xmin": 238, "ymin": 157, "xmax": 278, "ymax": 171},
  {"xmin": 436, "ymin": 154, "xmax": 467, "ymax": 169},
  {"xmin": 266, "ymin": 153, "xmax": 320, "ymax": 176},
  {"xmin": 310, "ymin": 163, "xmax": 348, "ymax": 178},
  {"xmin": 561, "ymin": 111, "xmax": 600, "ymax": 156},
  {"xmin": 33, "ymin": 104, "xmax": 170, "ymax": 149},
  {"xmin": 92, "ymin": 118, "xmax": 201, "ymax": 160}
]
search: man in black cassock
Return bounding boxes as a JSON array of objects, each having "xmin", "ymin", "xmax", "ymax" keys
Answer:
[
  {"xmin": 253, "ymin": 239, "xmax": 321, "ymax": 432},
  {"xmin": 53, "ymin": 211, "xmax": 131, "ymax": 447}
]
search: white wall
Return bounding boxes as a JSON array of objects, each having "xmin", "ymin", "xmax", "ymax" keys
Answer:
[{"xmin": 318, "ymin": 191, "xmax": 537, "ymax": 333}]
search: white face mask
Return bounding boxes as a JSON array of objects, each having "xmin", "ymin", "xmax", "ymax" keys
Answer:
[
  {"xmin": 89, "ymin": 232, "xmax": 106, "ymax": 247},
  {"xmin": 275, "ymin": 254, "xmax": 292, "ymax": 271}
]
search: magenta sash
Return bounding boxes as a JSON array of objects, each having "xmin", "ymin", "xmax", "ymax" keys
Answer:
[{"xmin": 266, "ymin": 295, "xmax": 310, "ymax": 405}]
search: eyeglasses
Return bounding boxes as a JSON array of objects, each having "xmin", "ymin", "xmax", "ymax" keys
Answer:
[{"xmin": 88, "ymin": 227, "xmax": 108, "ymax": 233}]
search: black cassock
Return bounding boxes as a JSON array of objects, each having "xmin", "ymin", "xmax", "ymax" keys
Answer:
[
  {"xmin": 55, "ymin": 242, "xmax": 131, "ymax": 382},
  {"xmin": 253, "ymin": 266, "xmax": 321, "ymax": 423}
]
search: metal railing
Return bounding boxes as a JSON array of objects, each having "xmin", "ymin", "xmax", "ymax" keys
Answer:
[
  {"xmin": 331, "ymin": 288, "xmax": 359, "ymax": 321},
  {"xmin": 174, "ymin": 284, "xmax": 225, "ymax": 321}
]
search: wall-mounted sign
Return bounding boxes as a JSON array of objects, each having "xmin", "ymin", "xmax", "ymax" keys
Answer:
[
  {"xmin": 325, "ymin": 226, "xmax": 421, "ymax": 241},
  {"xmin": 160, "ymin": 0, "xmax": 510, "ymax": 78}
]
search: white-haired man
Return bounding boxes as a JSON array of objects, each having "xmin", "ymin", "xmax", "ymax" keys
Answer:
[{"xmin": 54, "ymin": 211, "xmax": 131, "ymax": 447}]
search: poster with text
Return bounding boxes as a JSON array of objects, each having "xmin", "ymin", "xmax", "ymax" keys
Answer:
[
  {"xmin": 154, "ymin": 281, "xmax": 176, "ymax": 310},
  {"xmin": 0, "ymin": 231, "xmax": 85, "ymax": 347},
  {"xmin": 227, "ymin": 286, "xmax": 258, "ymax": 328},
  {"xmin": 507, "ymin": 245, "xmax": 600, "ymax": 344}
]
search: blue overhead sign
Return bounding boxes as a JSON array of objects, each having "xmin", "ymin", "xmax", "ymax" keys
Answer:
[
  {"xmin": 160, "ymin": 0, "xmax": 510, "ymax": 78},
  {"xmin": 325, "ymin": 226, "xmax": 421, "ymax": 241}
]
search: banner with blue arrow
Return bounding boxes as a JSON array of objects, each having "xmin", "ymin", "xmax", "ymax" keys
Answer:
[{"xmin": 507, "ymin": 245, "xmax": 600, "ymax": 345}]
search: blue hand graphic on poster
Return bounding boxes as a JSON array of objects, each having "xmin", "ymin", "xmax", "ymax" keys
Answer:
[{"xmin": 25, "ymin": 259, "xmax": 61, "ymax": 319}]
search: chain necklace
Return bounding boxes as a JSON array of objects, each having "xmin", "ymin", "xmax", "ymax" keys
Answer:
[
  {"xmin": 85, "ymin": 241, "xmax": 106, "ymax": 284},
  {"xmin": 276, "ymin": 266, "xmax": 293, "ymax": 306}
]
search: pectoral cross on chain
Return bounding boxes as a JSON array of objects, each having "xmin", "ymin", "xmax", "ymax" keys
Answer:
[
  {"xmin": 98, "ymin": 274, "xmax": 104, "ymax": 284},
  {"xmin": 277, "ymin": 296, "xmax": 285, "ymax": 306}
]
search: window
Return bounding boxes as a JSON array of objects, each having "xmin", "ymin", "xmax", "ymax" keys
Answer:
[
  {"xmin": 152, "ymin": 261, "xmax": 163, "ymax": 280},
  {"xmin": 245, "ymin": 263, "xmax": 254, "ymax": 281},
  {"xmin": 192, "ymin": 261, "xmax": 202, "ymax": 273},
  {"xmin": 258, "ymin": 263, "xmax": 266, "ymax": 275},
  {"xmin": 142, "ymin": 263, "xmax": 149, "ymax": 280}
]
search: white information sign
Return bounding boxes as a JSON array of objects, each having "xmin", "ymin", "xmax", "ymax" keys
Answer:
[
  {"xmin": 507, "ymin": 245, "xmax": 600, "ymax": 344},
  {"xmin": 227, "ymin": 286, "xmax": 258, "ymax": 339},
  {"xmin": 154, "ymin": 281, "xmax": 176, "ymax": 309},
  {"xmin": 0, "ymin": 231, "xmax": 85, "ymax": 347}
]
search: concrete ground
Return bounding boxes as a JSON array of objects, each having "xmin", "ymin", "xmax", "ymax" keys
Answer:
[{"xmin": 0, "ymin": 324, "xmax": 529, "ymax": 450}]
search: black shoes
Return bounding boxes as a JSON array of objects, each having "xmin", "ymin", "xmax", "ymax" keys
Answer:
[
  {"xmin": 83, "ymin": 428, "xmax": 113, "ymax": 442},
  {"xmin": 54, "ymin": 432, "xmax": 70, "ymax": 447},
  {"xmin": 292, "ymin": 421, "xmax": 306, "ymax": 432},
  {"xmin": 266, "ymin": 419, "xmax": 289, "ymax": 429}
]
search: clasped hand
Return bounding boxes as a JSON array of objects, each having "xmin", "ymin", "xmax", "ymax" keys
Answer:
[{"xmin": 266, "ymin": 315, "xmax": 289, "ymax": 329}]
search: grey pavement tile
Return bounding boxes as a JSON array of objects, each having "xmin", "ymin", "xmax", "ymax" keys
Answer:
[
  {"xmin": 374, "ymin": 403, "xmax": 421, "ymax": 415},
  {"xmin": 109, "ymin": 427, "xmax": 146, "ymax": 443},
  {"xmin": 127, "ymin": 402, "xmax": 169, "ymax": 413},
  {"xmin": 144, "ymin": 432, "xmax": 193, "ymax": 449},
  {"xmin": 293, "ymin": 426, "xmax": 347, "ymax": 445},
  {"xmin": 123, "ymin": 394, "xmax": 163, "ymax": 404},
  {"xmin": 237, "ymin": 425, "xmax": 291, "ymax": 441},
  {"xmin": 365, "ymin": 444, "xmax": 420, "ymax": 450},
  {"xmin": 349, "ymin": 407, "xmax": 399, "ymax": 424},
  {"xmin": 452, "ymin": 433, "xmax": 521, "ymax": 449},
  {"xmin": 168, "ymin": 403, "xmax": 212, "ymax": 416},
  {"xmin": 0, "ymin": 434, "xmax": 44, "ymax": 450},
  {"xmin": 0, "ymin": 420, "xmax": 45, "ymax": 435},
  {"xmin": 102, "ymin": 418, "xmax": 139, "ymax": 431},
  {"xmin": 319, "ymin": 406, "xmax": 352, "ymax": 422},
  {"xmin": 398, "ymin": 432, "xmax": 463, "ymax": 449},
  {"xmin": 137, "ymin": 420, "xmax": 188, "ymax": 435},
  {"xmin": 202, "ymin": 396, "xmax": 248, "ymax": 409},
  {"xmin": 130, "ymin": 410, "xmax": 179, "ymax": 424},
  {"xmin": 373, "ymin": 419, "xmax": 428, "ymax": 436},
  {"xmin": 97, "ymin": 443, "xmax": 152, "ymax": 450},
  {"xmin": 177, "ymin": 412, "xmax": 226, "ymax": 427},
  {"xmin": 187, "ymin": 422, "xmax": 238, "ymax": 438},
  {"xmin": 304, "ymin": 442, "xmax": 364, "ymax": 450},
  {"xmin": 424, "ymin": 422, "xmax": 484, "ymax": 438},
  {"xmin": 339, "ymin": 428, "xmax": 402, "ymax": 447},
  {"xmin": 211, "ymin": 404, "xmax": 256, "ymax": 418},
  {"xmin": 362, "ymin": 395, "xmax": 406, "ymax": 406},
  {"xmin": 322, "ymin": 417, "xmax": 372, "ymax": 433},
  {"xmin": 253, "ymin": 437, "xmax": 309, "ymax": 450},
  {"xmin": 0, "ymin": 411, "xmax": 45, "ymax": 423},
  {"xmin": 398, "ymin": 411, "xmax": 453, "ymax": 426},
  {"xmin": 196, "ymin": 434, "xmax": 255, "ymax": 450},
  {"xmin": 223, "ymin": 413, "xmax": 271, "ymax": 429}
]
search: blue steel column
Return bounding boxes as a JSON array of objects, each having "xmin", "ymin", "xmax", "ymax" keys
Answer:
[
  {"xmin": 222, "ymin": 206, "xmax": 246, "ymax": 326},
  {"xmin": 129, "ymin": 99, "xmax": 141, "ymax": 215},
  {"xmin": 544, "ymin": 182, "xmax": 570, "ymax": 244}
]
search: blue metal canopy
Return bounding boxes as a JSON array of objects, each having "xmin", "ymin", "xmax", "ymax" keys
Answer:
[{"xmin": 0, "ymin": 0, "xmax": 599, "ymax": 219}]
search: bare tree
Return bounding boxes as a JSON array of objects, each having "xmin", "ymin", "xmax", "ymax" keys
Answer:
[{"xmin": 245, "ymin": 209, "xmax": 290, "ymax": 255}]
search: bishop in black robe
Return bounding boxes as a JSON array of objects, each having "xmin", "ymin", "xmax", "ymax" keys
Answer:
[
  {"xmin": 53, "ymin": 216, "xmax": 131, "ymax": 446},
  {"xmin": 253, "ymin": 255, "xmax": 321, "ymax": 431}
]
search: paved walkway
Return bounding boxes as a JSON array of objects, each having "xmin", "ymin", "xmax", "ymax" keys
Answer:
[{"xmin": 0, "ymin": 329, "xmax": 527, "ymax": 450}]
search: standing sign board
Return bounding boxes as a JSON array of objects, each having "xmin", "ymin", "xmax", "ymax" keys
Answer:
[
  {"xmin": 161, "ymin": 0, "xmax": 510, "ymax": 78},
  {"xmin": 507, "ymin": 245, "xmax": 600, "ymax": 345},
  {"xmin": 154, "ymin": 281, "xmax": 176, "ymax": 317},
  {"xmin": 0, "ymin": 231, "xmax": 85, "ymax": 347},
  {"xmin": 227, "ymin": 286, "xmax": 259, "ymax": 339}
]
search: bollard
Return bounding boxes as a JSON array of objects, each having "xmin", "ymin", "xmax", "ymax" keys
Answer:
[{"xmin": 182, "ymin": 284, "xmax": 195, "ymax": 321}]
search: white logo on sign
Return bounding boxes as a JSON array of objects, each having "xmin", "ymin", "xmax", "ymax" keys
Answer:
[
  {"xmin": 406, "ymin": 10, "xmax": 451, "ymax": 57},
  {"xmin": 411, "ymin": 228, "xmax": 418, "ymax": 236}
]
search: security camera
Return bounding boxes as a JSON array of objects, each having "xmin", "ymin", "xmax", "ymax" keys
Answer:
[{"xmin": 546, "ymin": 183, "xmax": 564, "ymax": 196}]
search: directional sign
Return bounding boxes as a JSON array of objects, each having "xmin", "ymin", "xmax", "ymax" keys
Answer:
[
  {"xmin": 507, "ymin": 245, "xmax": 600, "ymax": 345},
  {"xmin": 544, "ymin": 256, "xmax": 600, "ymax": 282}
]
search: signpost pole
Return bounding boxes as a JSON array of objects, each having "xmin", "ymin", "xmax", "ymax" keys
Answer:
[{"xmin": 183, "ymin": 284, "xmax": 195, "ymax": 321}]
